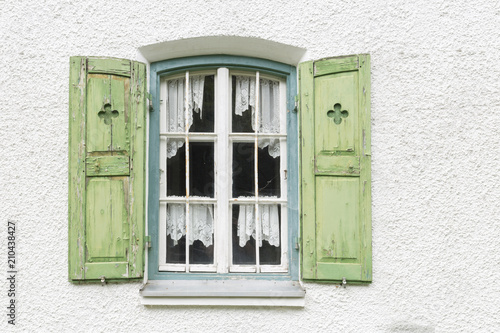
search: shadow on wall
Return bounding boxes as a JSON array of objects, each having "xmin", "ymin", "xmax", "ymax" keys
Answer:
[{"xmin": 389, "ymin": 322, "xmax": 435, "ymax": 332}]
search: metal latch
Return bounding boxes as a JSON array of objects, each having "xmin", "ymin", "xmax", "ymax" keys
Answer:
[{"xmin": 147, "ymin": 93, "xmax": 154, "ymax": 112}]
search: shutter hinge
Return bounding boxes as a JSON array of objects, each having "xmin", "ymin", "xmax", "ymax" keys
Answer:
[
  {"xmin": 100, "ymin": 276, "xmax": 106, "ymax": 286},
  {"xmin": 145, "ymin": 235, "xmax": 151, "ymax": 248},
  {"xmin": 293, "ymin": 95, "xmax": 299, "ymax": 113},
  {"xmin": 342, "ymin": 277, "xmax": 347, "ymax": 288},
  {"xmin": 294, "ymin": 236, "xmax": 299, "ymax": 250},
  {"xmin": 147, "ymin": 93, "xmax": 154, "ymax": 112}
]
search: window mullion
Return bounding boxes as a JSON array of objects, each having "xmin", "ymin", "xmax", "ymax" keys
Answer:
[
  {"xmin": 184, "ymin": 71, "xmax": 190, "ymax": 272},
  {"xmin": 255, "ymin": 71, "xmax": 260, "ymax": 272},
  {"xmin": 216, "ymin": 68, "xmax": 229, "ymax": 273}
]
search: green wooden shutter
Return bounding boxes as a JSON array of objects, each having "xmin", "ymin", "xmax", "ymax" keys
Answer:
[
  {"xmin": 69, "ymin": 57, "xmax": 146, "ymax": 282},
  {"xmin": 299, "ymin": 54, "xmax": 371, "ymax": 283}
]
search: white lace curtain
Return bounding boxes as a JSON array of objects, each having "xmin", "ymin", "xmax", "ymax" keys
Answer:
[
  {"xmin": 166, "ymin": 204, "xmax": 280, "ymax": 248},
  {"xmin": 166, "ymin": 204, "xmax": 214, "ymax": 247},
  {"xmin": 234, "ymin": 76, "xmax": 280, "ymax": 158},
  {"xmin": 237, "ymin": 205, "xmax": 280, "ymax": 247},
  {"xmin": 166, "ymin": 76, "xmax": 205, "ymax": 158}
]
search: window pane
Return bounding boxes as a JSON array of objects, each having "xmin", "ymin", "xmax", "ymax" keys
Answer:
[
  {"xmin": 232, "ymin": 75, "xmax": 255, "ymax": 133},
  {"xmin": 166, "ymin": 78, "xmax": 185, "ymax": 132},
  {"xmin": 258, "ymin": 144, "xmax": 280, "ymax": 197},
  {"xmin": 166, "ymin": 203, "xmax": 186, "ymax": 264},
  {"xmin": 259, "ymin": 204, "xmax": 281, "ymax": 265},
  {"xmin": 232, "ymin": 204, "xmax": 256, "ymax": 265},
  {"xmin": 166, "ymin": 139, "xmax": 186, "ymax": 197},
  {"xmin": 166, "ymin": 235, "xmax": 185, "ymax": 264},
  {"xmin": 232, "ymin": 143, "xmax": 255, "ymax": 198},
  {"xmin": 190, "ymin": 75, "xmax": 214, "ymax": 133},
  {"xmin": 259, "ymin": 78, "xmax": 280, "ymax": 133},
  {"xmin": 189, "ymin": 204, "xmax": 214, "ymax": 264},
  {"xmin": 190, "ymin": 142, "xmax": 214, "ymax": 198}
]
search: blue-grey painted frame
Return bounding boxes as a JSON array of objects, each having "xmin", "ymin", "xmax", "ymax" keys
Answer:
[{"xmin": 148, "ymin": 55, "xmax": 298, "ymax": 281}]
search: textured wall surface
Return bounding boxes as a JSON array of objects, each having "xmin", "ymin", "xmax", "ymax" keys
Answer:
[{"xmin": 1, "ymin": 0, "xmax": 499, "ymax": 332}]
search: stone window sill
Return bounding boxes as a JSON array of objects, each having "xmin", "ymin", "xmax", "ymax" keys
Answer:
[{"xmin": 140, "ymin": 280, "xmax": 305, "ymax": 307}]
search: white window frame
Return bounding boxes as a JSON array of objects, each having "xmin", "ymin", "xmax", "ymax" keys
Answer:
[{"xmin": 158, "ymin": 68, "xmax": 288, "ymax": 274}]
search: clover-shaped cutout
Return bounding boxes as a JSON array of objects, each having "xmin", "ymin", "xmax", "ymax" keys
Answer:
[
  {"xmin": 327, "ymin": 103, "xmax": 349, "ymax": 125},
  {"xmin": 98, "ymin": 103, "xmax": 119, "ymax": 125}
]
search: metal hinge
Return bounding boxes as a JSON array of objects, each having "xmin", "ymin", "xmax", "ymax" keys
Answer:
[
  {"xmin": 147, "ymin": 93, "xmax": 154, "ymax": 112},
  {"xmin": 342, "ymin": 277, "xmax": 347, "ymax": 288},
  {"xmin": 293, "ymin": 95, "xmax": 299, "ymax": 113},
  {"xmin": 100, "ymin": 276, "xmax": 106, "ymax": 286},
  {"xmin": 145, "ymin": 235, "xmax": 151, "ymax": 248}
]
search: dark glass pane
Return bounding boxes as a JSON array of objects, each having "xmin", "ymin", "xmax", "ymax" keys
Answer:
[
  {"xmin": 232, "ymin": 76, "xmax": 254, "ymax": 133},
  {"xmin": 232, "ymin": 205, "xmax": 256, "ymax": 265},
  {"xmin": 258, "ymin": 145, "xmax": 280, "ymax": 197},
  {"xmin": 190, "ymin": 241, "xmax": 213, "ymax": 264},
  {"xmin": 190, "ymin": 142, "xmax": 214, "ymax": 197},
  {"xmin": 166, "ymin": 235, "xmax": 185, "ymax": 264},
  {"xmin": 190, "ymin": 75, "xmax": 214, "ymax": 133},
  {"xmin": 232, "ymin": 143, "xmax": 255, "ymax": 198},
  {"xmin": 189, "ymin": 204, "xmax": 214, "ymax": 264},
  {"xmin": 259, "ymin": 205, "xmax": 281, "ymax": 265},
  {"xmin": 166, "ymin": 140, "xmax": 185, "ymax": 196}
]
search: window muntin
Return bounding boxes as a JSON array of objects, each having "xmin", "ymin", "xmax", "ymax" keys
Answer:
[{"xmin": 158, "ymin": 68, "xmax": 287, "ymax": 273}]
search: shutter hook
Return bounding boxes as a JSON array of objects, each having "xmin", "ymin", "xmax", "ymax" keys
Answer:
[
  {"xmin": 342, "ymin": 277, "xmax": 347, "ymax": 288},
  {"xmin": 100, "ymin": 276, "xmax": 106, "ymax": 286}
]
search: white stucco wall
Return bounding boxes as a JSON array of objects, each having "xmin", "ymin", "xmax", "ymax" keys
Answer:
[{"xmin": 1, "ymin": 0, "xmax": 499, "ymax": 332}]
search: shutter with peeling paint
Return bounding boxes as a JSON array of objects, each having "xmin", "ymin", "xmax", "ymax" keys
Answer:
[
  {"xmin": 68, "ymin": 57, "xmax": 146, "ymax": 282},
  {"xmin": 300, "ymin": 54, "xmax": 372, "ymax": 283}
]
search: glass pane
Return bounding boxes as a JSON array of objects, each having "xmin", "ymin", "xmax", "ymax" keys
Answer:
[
  {"xmin": 190, "ymin": 142, "xmax": 214, "ymax": 197},
  {"xmin": 258, "ymin": 144, "xmax": 280, "ymax": 197},
  {"xmin": 232, "ymin": 75, "xmax": 255, "ymax": 133},
  {"xmin": 259, "ymin": 78, "xmax": 280, "ymax": 133},
  {"xmin": 166, "ymin": 77, "xmax": 185, "ymax": 132},
  {"xmin": 232, "ymin": 204, "xmax": 256, "ymax": 265},
  {"xmin": 190, "ymin": 75, "xmax": 214, "ymax": 133},
  {"xmin": 259, "ymin": 204, "xmax": 281, "ymax": 265},
  {"xmin": 189, "ymin": 204, "xmax": 214, "ymax": 264},
  {"xmin": 166, "ymin": 235, "xmax": 185, "ymax": 264},
  {"xmin": 232, "ymin": 143, "xmax": 255, "ymax": 198},
  {"xmin": 166, "ymin": 139, "xmax": 186, "ymax": 197},
  {"xmin": 166, "ymin": 203, "xmax": 186, "ymax": 264}
]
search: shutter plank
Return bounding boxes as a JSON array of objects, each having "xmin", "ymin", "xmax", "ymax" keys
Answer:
[
  {"xmin": 68, "ymin": 57, "xmax": 87, "ymax": 281},
  {"xmin": 314, "ymin": 56, "xmax": 359, "ymax": 76},
  {"xmin": 299, "ymin": 61, "xmax": 317, "ymax": 280},
  {"xmin": 85, "ymin": 156, "xmax": 130, "ymax": 177},
  {"xmin": 87, "ymin": 58, "xmax": 131, "ymax": 77},
  {"xmin": 358, "ymin": 54, "xmax": 372, "ymax": 281},
  {"xmin": 129, "ymin": 60, "xmax": 147, "ymax": 278}
]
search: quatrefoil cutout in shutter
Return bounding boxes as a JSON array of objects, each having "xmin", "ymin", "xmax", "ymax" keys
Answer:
[
  {"xmin": 98, "ymin": 103, "xmax": 120, "ymax": 125},
  {"xmin": 327, "ymin": 103, "xmax": 349, "ymax": 125}
]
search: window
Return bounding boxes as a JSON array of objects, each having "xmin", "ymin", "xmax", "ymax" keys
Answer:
[
  {"xmin": 68, "ymin": 53, "xmax": 372, "ymax": 304},
  {"xmin": 158, "ymin": 69, "xmax": 288, "ymax": 273},
  {"xmin": 147, "ymin": 56, "xmax": 300, "ymax": 283}
]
